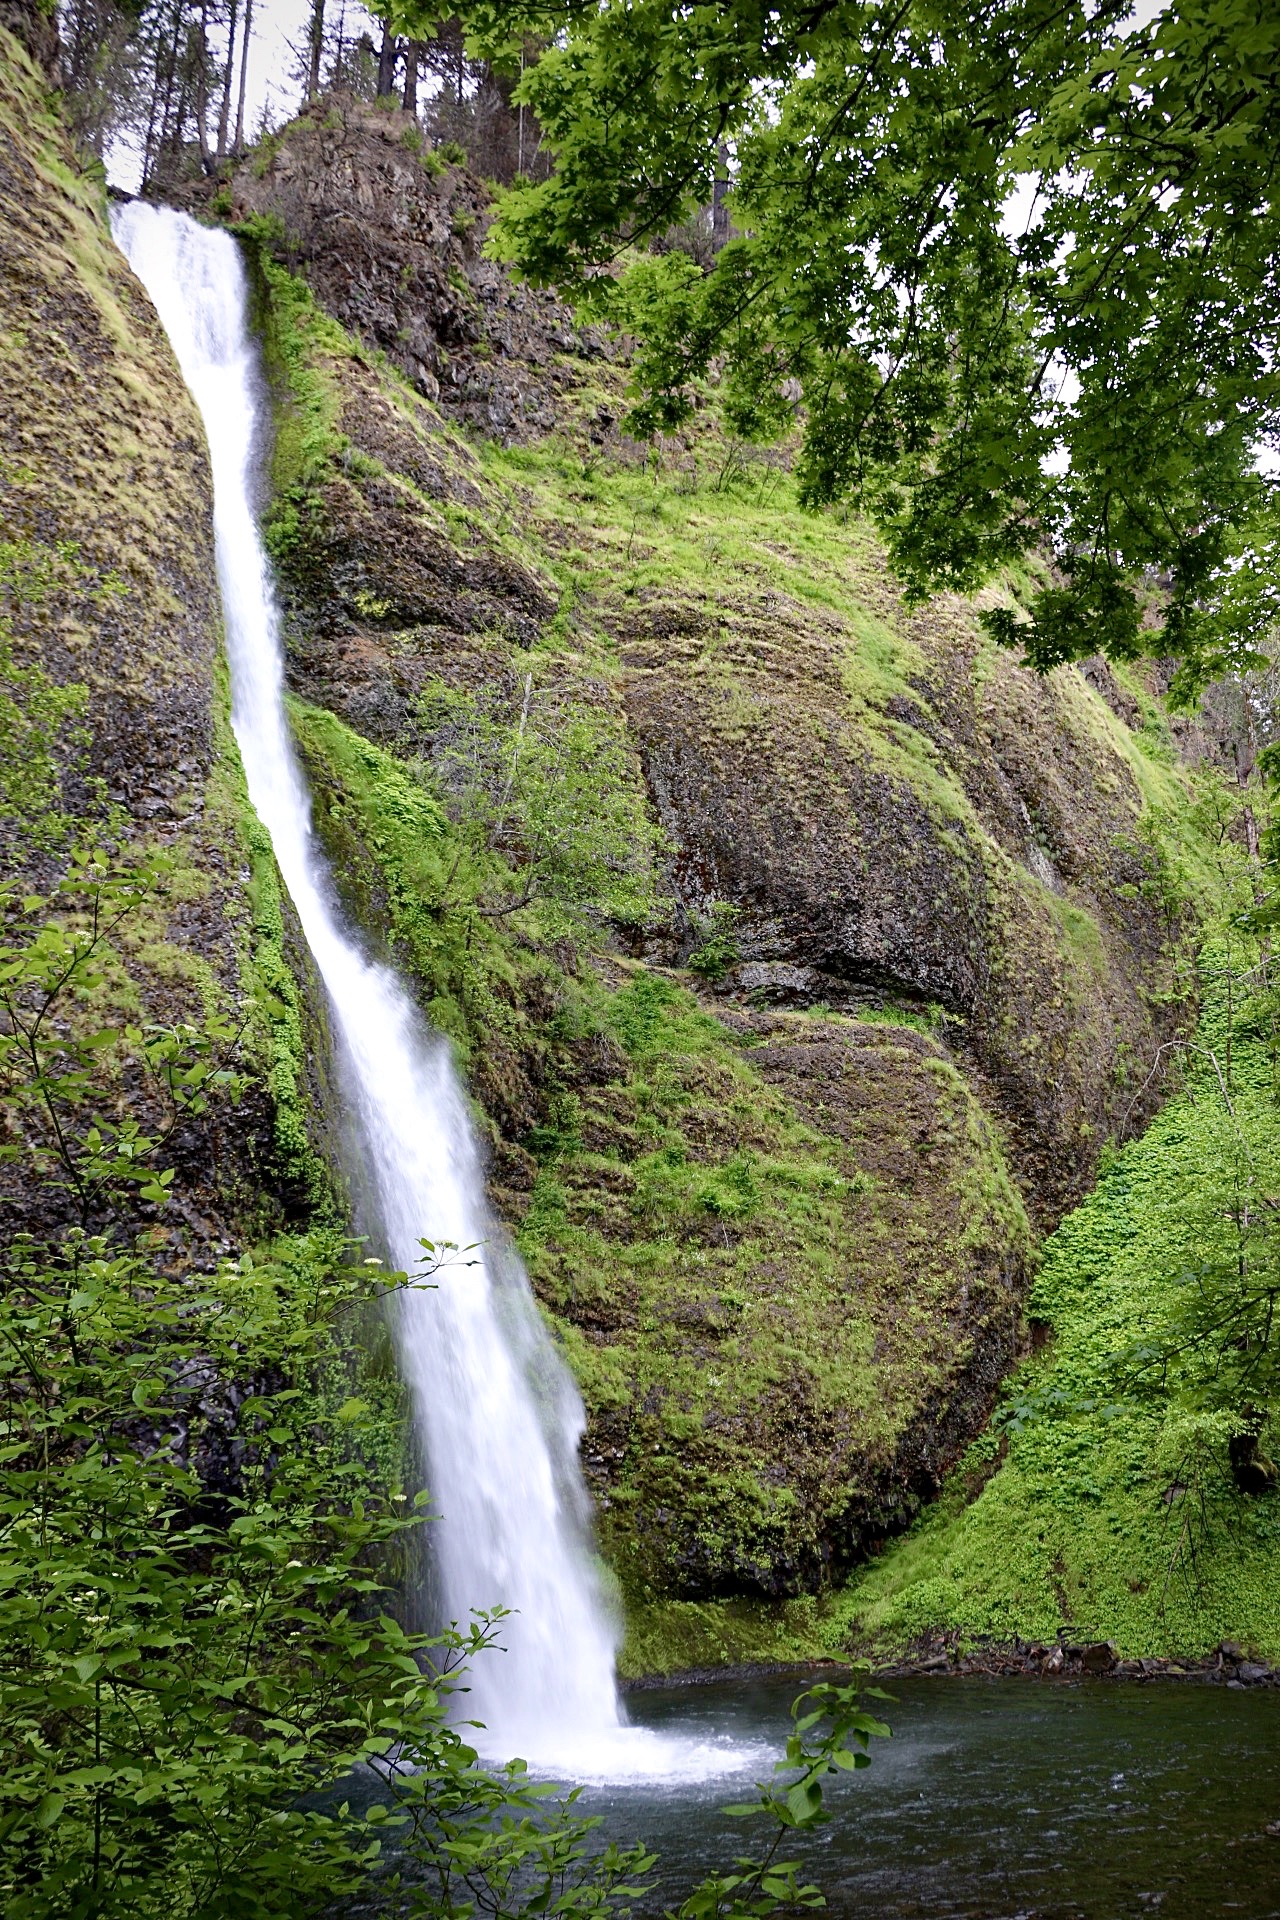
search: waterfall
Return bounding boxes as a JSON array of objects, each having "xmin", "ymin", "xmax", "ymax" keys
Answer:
[{"xmin": 112, "ymin": 202, "xmax": 745, "ymax": 1783}]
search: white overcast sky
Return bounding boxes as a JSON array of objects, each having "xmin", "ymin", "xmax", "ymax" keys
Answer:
[{"xmin": 107, "ymin": 0, "xmax": 385, "ymax": 192}]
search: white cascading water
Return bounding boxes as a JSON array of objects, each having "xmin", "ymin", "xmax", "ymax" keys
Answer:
[{"xmin": 112, "ymin": 203, "xmax": 750, "ymax": 1783}]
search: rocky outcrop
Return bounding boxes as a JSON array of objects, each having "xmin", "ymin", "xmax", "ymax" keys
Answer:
[
  {"xmin": 157, "ymin": 98, "xmax": 1203, "ymax": 1606},
  {"xmin": 180, "ymin": 92, "xmax": 614, "ymax": 441},
  {"xmin": 0, "ymin": 29, "xmax": 323, "ymax": 1255}
]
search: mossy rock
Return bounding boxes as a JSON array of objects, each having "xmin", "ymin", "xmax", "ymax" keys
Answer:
[{"xmin": 193, "ymin": 102, "xmax": 1213, "ymax": 1637}]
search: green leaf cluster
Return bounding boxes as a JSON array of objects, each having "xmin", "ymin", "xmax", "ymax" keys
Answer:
[
  {"xmin": 425, "ymin": 0, "xmax": 1280, "ymax": 682},
  {"xmin": 0, "ymin": 853, "xmax": 895, "ymax": 1914}
]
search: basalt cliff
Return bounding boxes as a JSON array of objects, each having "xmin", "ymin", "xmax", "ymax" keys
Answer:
[{"xmin": 1, "ymin": 31, "xmax": 1210, "ymax": 1666}]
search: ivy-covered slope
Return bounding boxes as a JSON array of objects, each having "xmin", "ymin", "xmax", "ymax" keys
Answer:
[
  {"xmin": 839, "ymin": 961, "xmax": 1280, "ymax": 1663},
  {"xmin": 168, "ymin": 98, "xmax": 1217, "ymax": 1657}
]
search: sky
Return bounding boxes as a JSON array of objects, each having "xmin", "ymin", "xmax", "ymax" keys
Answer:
[{"xmin": 107, "ymin": 0, "xmax": 384, "ymax": 193}]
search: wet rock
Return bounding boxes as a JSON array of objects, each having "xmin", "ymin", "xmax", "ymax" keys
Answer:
[
  {"xmin": 0, "ymin": 40, "xmax": 290, "ymax": 1255},
  {"xmin": 1081, "ymin": 1642, "xmax": 1118, "ymax": 1674}
]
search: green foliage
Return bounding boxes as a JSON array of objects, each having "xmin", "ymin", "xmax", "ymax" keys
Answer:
[
  {"xmin": 0, "ymin": 852, "xmax": 892, "ymax": 1917},
  {"xmin": 289, "ymin": 697, "xmax": 525, "ymax": 1068},
  {"xmin": 0, "ymin": 1222, "xmax": 437, "ymax": 1920},
  {"xmin": 240, "ymin": 801, "xmax": 339, "ymax": 1216},
  {"xmin": 435, "ymin": 0, "xmax": 1280, "ymax": 679},
  {"xmin": 674, "ymin": 1674, "xmax": 891, "ymax": 1920},
  {"xmin": 845, "ymin": 934, "xmax": 1280, "ymax": 1660},
  {"xmin": 418, "ymin": 665, "xmax": 663, "ymax": 934},
  {"xmin": 0, "ymin": 852, "xmax": 249, "ymax": 1225},
  {"xmin": 0, "ymin": 854, "xmax": 438, "ymax": 1916},
  {"xmin": 1179, "ymin": 493, "xmax": 1280, "ymax": 704},
  {"xmin": 686, "ymin": 903, "xmax": 741, "ymax": 983}
]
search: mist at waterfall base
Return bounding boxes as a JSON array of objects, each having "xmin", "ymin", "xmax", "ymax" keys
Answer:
[{"xmin": 111, "ymin": 201, "xmax": 757, "ymax": 1787}]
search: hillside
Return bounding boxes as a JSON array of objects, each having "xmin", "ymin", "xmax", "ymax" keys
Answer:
[
  {"xmin": 3, "ymin": 35, "xmax": 1259, "ymax": 1671},
  {"xmin": 170, "ymin": 96, "xmax": 1213, "ymax": 1655}
]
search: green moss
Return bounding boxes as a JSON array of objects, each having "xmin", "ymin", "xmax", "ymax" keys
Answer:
[
  {"xmin": 0, "ymin": 536, "xmax": 99, "ymax": 849},
  {"xmin": 1047, "ymin": 894, "xmax": 1109, "ymax": 982},
  {"xmin": 286, "ymin": 696, "xmax": 540, "ymax": 1072},
  {"xmin": 234, "ymin": 222, "xmax": 355, "ymax": 562},
  {"xmin": 620, "ymin": 1592, "xmax": 848, "ymax": 1680},
  {"xmin": 839, "ymin": 962, "xmax": 1280, "ymax": 1662},
  {"xmin": 514, "ymin": 970, "xmax": 1032, "ymax": 1635}
]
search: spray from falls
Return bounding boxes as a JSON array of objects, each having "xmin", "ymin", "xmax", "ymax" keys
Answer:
[{"xmin": 112, "ymin": 202, "xmax": 747, "ymax": 1783}]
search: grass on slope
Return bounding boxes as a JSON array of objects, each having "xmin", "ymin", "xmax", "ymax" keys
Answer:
[{"xmin": 841, "ymin": 952, "xmax": 1280, "ymax": 1662}]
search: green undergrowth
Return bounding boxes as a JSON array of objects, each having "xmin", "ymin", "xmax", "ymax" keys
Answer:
[
  {"xmin": 287, "ymin": 694, "xmax": 547, "ymax": 1078},
  {"xmin": 838, "ymin": 956, "xmax": 1280, "ymax": 1662}
]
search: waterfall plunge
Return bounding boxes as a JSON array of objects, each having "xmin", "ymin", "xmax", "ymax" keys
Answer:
[{"xmin": 112, "ymin": 203, "xmax": 746, "ymax": 1783}]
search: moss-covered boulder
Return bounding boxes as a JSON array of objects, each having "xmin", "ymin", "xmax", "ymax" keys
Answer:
[{"xmin": 522, "ymin": 973, "xmax": 1032, "ymax": 1599}]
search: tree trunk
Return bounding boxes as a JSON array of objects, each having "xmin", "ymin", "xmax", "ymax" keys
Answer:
[
  {"xmin": 194, "ymin": 0, "xmax": 213, "ymax": 172},
  {"xmin": 712, "ymin": 142, "xmax": 730, "ymax": 249},
  {"xmin": 331, "ymin": 0, "xmax": 346, "ymax": 85},
  {"xmin": 217, "ymin": 0, "xmax": 238, "ymax": 156},
  {"xmin": 376, "ymin": 17, "xmax": 397, "ymax": 97},
  {"xmin": 151, "ymin": 1, "xmax": 182, "ymax": 188},
  {"xmin": 403, "ymin": 38, "xmax": 420, "ymax": 117},
  {"xmin": 233, "ymin": 0, "xmax": 253, "ymax": 150},
  {"xmin": 307, "ymin": 0, "xmax": 324, "ymax": 98},
  {"xmin": 141, "ymin": 32, "xmax": 164, "ymax": 188}
]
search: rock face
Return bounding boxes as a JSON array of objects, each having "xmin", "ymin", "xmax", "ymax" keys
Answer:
[
  {"xmin": 0, "ymin": 44, "xmax": 218, "ymax": 857},
  {"xmin": 166, "ymin": 99, "xmax": 1198, "ymax": 1607},
  {"xmin": 182, "ymin": 93, "xmax": 612, "ymax": 439},
  {"xmin": 619, "ymin": 579, "xmax": 1178, "ymax": 1221},
  {"xmin": 0, "ymin": 27, "xmax": 325, "ymax": 1255},
  {"xmin": 7, "ymin": 71, "xmax": 1199, "ymax": 1616}
]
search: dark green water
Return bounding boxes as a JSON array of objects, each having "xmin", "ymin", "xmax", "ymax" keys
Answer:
[{"xmin": 586, "ymin": 1675, "xmax": 1280, "ymax": 1920}]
